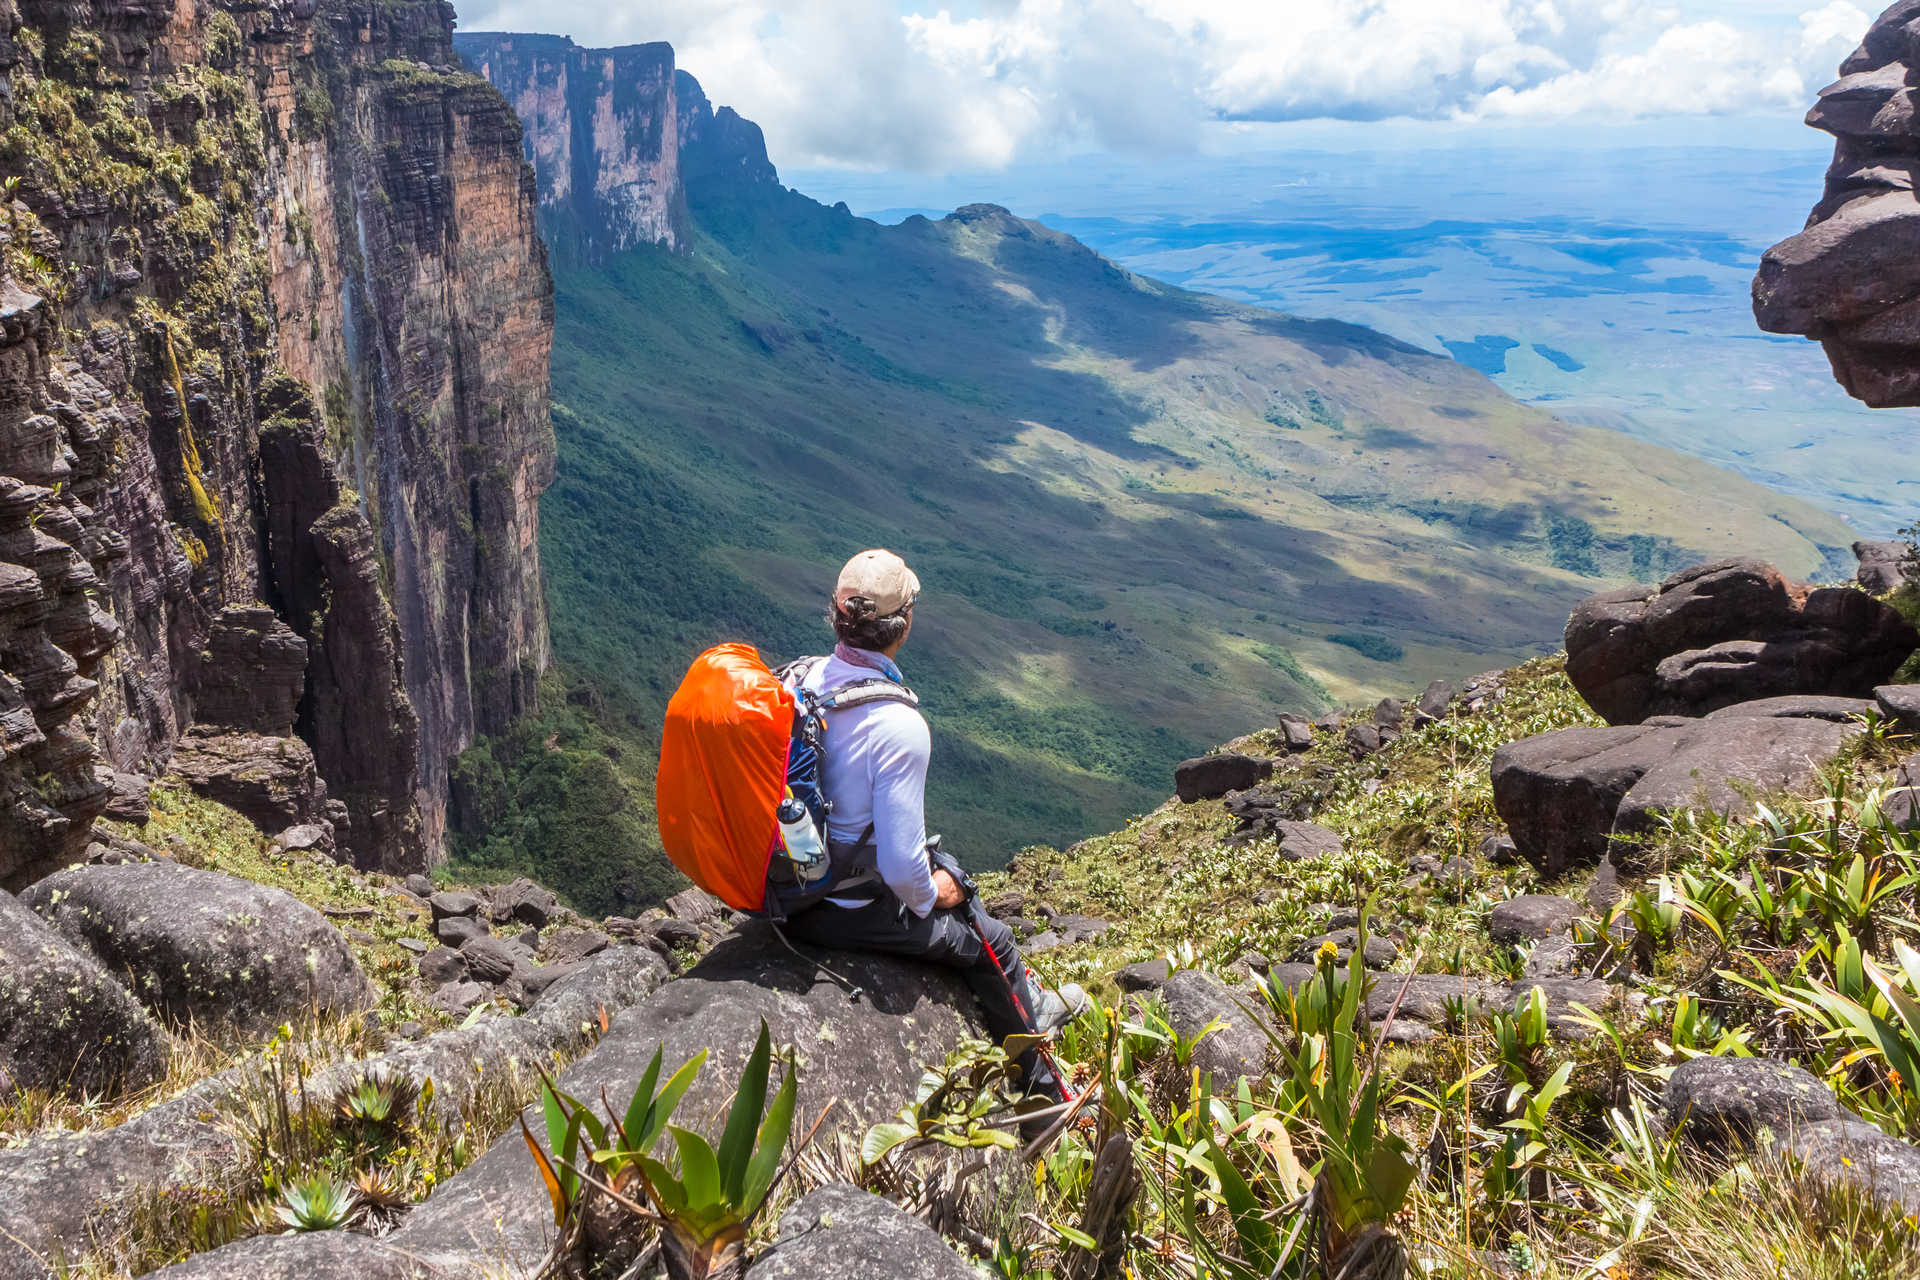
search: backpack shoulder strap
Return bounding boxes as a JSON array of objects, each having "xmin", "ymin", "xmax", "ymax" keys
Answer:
[{"xmin": 821, "ymin": 678, "xmax": 920, "ymax": 711}]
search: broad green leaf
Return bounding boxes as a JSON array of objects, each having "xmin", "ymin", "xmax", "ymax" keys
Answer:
[
  {"xmin": 718, "ymin": 1022, "xmax": 773, "ymax": 1202},
  {"xmin": 637, "ymin": 1154, "xmax": 688, "ymax": 1214},
  {"xmin": 672, "ymin": 1126, "xmax": 724, "ymax": 1209},
  {"xmin": 860, "ymin": 1122, "xmax": 919, "ymax": 1168},
  {"xmin": 622, "ymin": 1044, "xmax": 666, "ymax": 1149},
  {"xmin": 541, "ymin": 1082, "xmax": 570, "ymax": 1153},
  {"xmin": 1054, "ymin": 1223, "xmax": 1098, "ymax": 1250},
  {"xmin": 741, "ymin": 1062, "xmax": 799, "ymax": 1212},
  {"xmin": 646, "ymin": 1050, "xmax": 709, "ymax": 1149},
  {"xmin": 1208, "ymin": 1138, "xmax": 1279, "ymax": 1268}
]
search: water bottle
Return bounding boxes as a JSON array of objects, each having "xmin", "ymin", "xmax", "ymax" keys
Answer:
[{"xmin": 776, "ymin": 798, "xmax": 829, "ymax": 883}]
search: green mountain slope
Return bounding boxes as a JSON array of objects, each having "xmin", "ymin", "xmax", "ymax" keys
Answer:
[{"xmin": 452, "ymin": 133, "xmax": 1855, "ymax": 915}]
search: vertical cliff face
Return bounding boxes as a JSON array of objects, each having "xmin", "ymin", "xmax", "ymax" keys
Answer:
[
  {"xmin": 453, "ymin": 32, "xmax": 688, "ymax": 262},
  {"xmin": 0, "ymin": 0, "xmax": 553, "ymax": 881},
  {"xmin": 1755, "ymin": 1, "xmax": 1920, "ymax": 406}
]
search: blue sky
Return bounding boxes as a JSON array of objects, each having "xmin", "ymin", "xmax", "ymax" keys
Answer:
[{"xmin": 456, "ymin": 0, "xmax": 1878, "ymax": 171}]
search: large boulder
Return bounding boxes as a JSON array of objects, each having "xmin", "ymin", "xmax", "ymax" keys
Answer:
[
  {"xmin": 1161, "ymin": 969, "xmax": 1270, "ymax": 1083},
  {"xmin": 1175, "ymin": 752, "xmax": 1274, "ymax": 802},
  {"xmin": 1879, "ymin": 684, "xmax": 1920, "ymax": 734},
  {"xmin": 387, "ymin": 924, "xmax": 988, "ymax": 1277},
  {"xmin": 746, "ymin": 1183, "xmax": 977, "ymax": 1279},
  {"xmin": 21, "ymin": 861, "xmax": 373, "ymax": 1037},
  {"xmin": 0, "ymin": 890, "xmax": 168, "ymax": 1098},
  {"xmin": 1855, "ymin": 540, "xmax": 1912, "ymax": 595},
  {"xmin": 1563, "ymin": 559, "xmax": 1916, "ymax": 725},
  {"xmin": 163, "ymin": 729, "xmax": 328, "ymax": 833},
  {"xmin": 1494, "ymin": 708, "xmax": 1861, "ymax": 875}
]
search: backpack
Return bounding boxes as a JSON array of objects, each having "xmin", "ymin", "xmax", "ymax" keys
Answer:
[{"xmin": 655, "ymin": 644, "xmax": 919, "ymax": 917}]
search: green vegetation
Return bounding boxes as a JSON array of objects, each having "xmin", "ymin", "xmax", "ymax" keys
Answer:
[{"xmin": 1327, "ymin": 632, "xmax": 1406, "ymax": 663}]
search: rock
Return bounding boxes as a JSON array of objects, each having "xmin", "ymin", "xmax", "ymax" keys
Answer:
[
  {"xmin": 1889, "ymin": 754, "xmax": 1919, "ymax": 830},
  {"xmin": 22, "ymin": 861, "xmax": 373, "ymax": 1037},
  {"xmin": 1494, "ymin": 713, "xmax": 1860, "ymax": 875},
  {"xmin": 419, "ymin": 946, "xmax": 468, "ymax": 985},
  {"xmin": 396, "ymin": 937, "xmax": 429, "ymax": 956},
  {"xmin": 1174, "ymin": 752, "xmax": 1275, "ymax": 802},
  {"xmin": 389, "ymin": 924, "xmax": 985, "ymax": 1275},
  {"xmin": 1345, "ymin": 723, "xmax": 1382, "ymax": 758},
  {"xmin": 103, "ymin": 771, "xmax": 151, "ymax": 824},
  {"xmin": 1313, "ymin": 711, "xmax": 1345, "ymax": 733},
  {"xmin": 1523, "ymin": 936, "xmax": 1581, "ymax": 980},
  {"xmin": 508, "ymin": 961, "xmax": 579, "ymax": 1006},
  {"xmin": 1788, "ymin": 1117, "xmax": 1920, "ymax": 1217},
  {"xmin": 429, "ymin": 890, "xmax": 485, "ymax": 921},
  {"xmin": 539, "ymin": 926, "xmax": 610, "ymax": 968},
  {"xmin": 1364, "ymin": 973, "xmax": 1501, "ymax": 1028},
  {"xmin": 1024, "ymin": 930, "xmax": 1064, "ymax": 954},
  {"xmin": 653, "ymin": 917, "xmax": 703, "ymax": 948},
  {"xmin": 1047, "ymin": 914, "xmax": 1112, "ymax": 945},
  {"xmin": 513, "ymin": 925, "xmax": 541, "ymax": 949},
  {"xmin": 404, "ymin": 873, "xmax": 435, "ymax": 898},
  {"xmin": 746, "ymin": 1183, "xmax": 977, "ymax": 1279},
  {"xmin": 1373, "ymin": 697, "xmax": 1404, "ymax": 730},
  {"xmin": 1277, "ymin": 713, "xmax": 1314, "ymax": 751},
  {"xmin": 1587, "ymin": 860, "xmax": 1623, "ymax": 914},
  {"xmin": 491, "ymin": 877, "xmax": 557, "ymax": 928},
  {"xmin": 1273, "ymin": 820, "xmax": 1342, "ymax": 860},
  {"xmin": 1489, "ymin": 895, "xmax": 1583, "ymax": 946},
  {"xmin": 165, "ymin": 729, "xmax": 327, "ymax": 834},
  {"xmin": 1416, "ymin": 679, "xmax": 1456, "ymax": 724},
  {"xmin": 1563, "ymin": 560, "xmax": 1917, "ymax": 724},
  {"xmin": 1508, "ymin": 978, "xmax": 1636, "ymax": 1037},
  {"xmin": 0, "ymin": 889, "xmax": 168, "ymax": 1098},
  {"xmin": 459, "ymin": 935, "xmax": 518, "ymax": 984},
  {"xmin": 1115, "ymin": 958, "xmax": 1172, "ymax": 991},
  {"xmin": 666, "ymin": 887, "xmax": 723, "ymax": 924},
  {"xmin": 1662, "ymin": 1057, "xmax": 1841, "ymax": 1152},
  {"xmin": 431, "ymin": 980, "xmax": 490, "ymax": 1018},
  {"xmin": 1702, "ymin": 694, "xmax": 1877, "ymax": 723},
  {"xmin": 1161, "ymin": 969, "xmax": 1270, "ymax": 1082},
  {"xmin": 985, "ymin": 890, "xmax": 1026, "ymax": 917},
  {"xmin": 1878, "ymin": 684, "xmax": 1920, "ymax": 733},
  {"xmin": 1292, "ymin": 930, "xmax": 1398, "ymax": 970},
  {"xmin": 141, "ymin": 1233, "xmax": 438, "ymax": 1279},
  {"xmin": 273, "ymin": 823, "xmax": 332, "ymax": 855},
  {"xmin": 435, "ymin": 915, "xmax": 487, "ymax": 947},
  {"xmin": 189, "ymin": 605, "xmax": 308, "ymax": 736},
  {"xmin": 2, "ymin": 948, "xmax": 668, "ymax": 1278},
  {"xmin": 1481, "ymin": 832, "xmax": 1519, "ymax": 865},
  {"xmin": 1855, "ymin": 540, "xmax": 1912, "ymax": 595}
]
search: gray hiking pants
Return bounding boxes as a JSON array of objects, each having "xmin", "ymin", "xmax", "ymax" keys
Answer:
[{"xmin": 783, "ymin": 890, "xmax": 1060, "ymax": 1093}]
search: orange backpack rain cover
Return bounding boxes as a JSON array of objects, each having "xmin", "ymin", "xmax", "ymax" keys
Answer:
[{"xmin": 655, "ymin": 643, "xmax": 793, "ymax": 913}]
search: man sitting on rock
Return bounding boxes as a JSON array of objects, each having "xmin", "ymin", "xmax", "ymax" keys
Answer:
[{"xmin": 781, "ymin": 549, "xmax": 1087, "ymax": 1101}]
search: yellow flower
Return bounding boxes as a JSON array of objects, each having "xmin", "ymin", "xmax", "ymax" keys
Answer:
[{"xmin": 1315, "ymin": 940, "xmax": 1341, "ymax": 966}]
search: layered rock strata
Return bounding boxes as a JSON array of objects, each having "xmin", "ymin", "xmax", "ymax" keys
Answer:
[
  {"xmin": 0, "ymin": 0, "xmax": 555, "ymax": 877},
  {"xmin": 1755, "ymin": 0, "xmax": 1920, "ymax": 404}
]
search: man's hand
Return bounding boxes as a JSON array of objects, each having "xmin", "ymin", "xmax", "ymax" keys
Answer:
[{"xmin": 932, "ymin": 868, "xmax": 966, "ymax": 910}]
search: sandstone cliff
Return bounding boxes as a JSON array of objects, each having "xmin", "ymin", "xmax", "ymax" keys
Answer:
[
  {"xmin": 0, "ymin": 0, "xmax": 553, "ymax": 882},
  {"xmin": 1755, "ymin": 0, "xmax": 1920, "ymax": 406},
  {"xmin": 453, "ymin": 32, "xmax": 688, "ymax": 262}
]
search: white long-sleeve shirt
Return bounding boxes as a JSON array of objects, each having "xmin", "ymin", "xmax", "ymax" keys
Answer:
[{"xmin": 799, "ymin": 650, "xmax": 938, "ymax": 917}]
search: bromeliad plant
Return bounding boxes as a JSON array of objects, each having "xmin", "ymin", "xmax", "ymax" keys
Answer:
[{"xmin": 522, "ymin": 1022, "xmax": 800, "ymax": 1279}]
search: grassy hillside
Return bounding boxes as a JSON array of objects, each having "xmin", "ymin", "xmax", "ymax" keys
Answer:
[{"xmin": 453, "ymin": 180, "xmax": 1857, "ymax": 914}]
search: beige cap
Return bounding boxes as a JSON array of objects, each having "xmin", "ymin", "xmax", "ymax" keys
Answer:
[{"xmin": 835, "ymin": 549, "xmax": 921, "ymax": 616}]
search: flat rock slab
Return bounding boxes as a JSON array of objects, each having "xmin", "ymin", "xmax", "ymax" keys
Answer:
[
  {"xmin": 21, "ymin": 861, "xmax": 372, "ymax": 1037},
  {"xmin": 1365, "ymin": 973, "xmax": 1503, "ymax": 1027},
  {"xmin": 389, "ymin": 924, "xmax": 987, "ymax": 1277},
  {"xmin": 1494, "ymin": 713, "xmax": 1860, "ymax": 875},
  {"xmin": 0, "ymin": 890, "xmax": 168, "ymax": 1098},
  {"xmin": 1161, "ymin": 969, "xmax": 1270, "ymax": 1083},
  {"xmin": 1292, "ymin": 929, "xmax": 1398, "ymax": 970},
  {"xmin": 1490, "ymin": 895, "xmax": 1583, "ymax": 946},
  {"xmin": 747, "ymin": 1183, "xmax": 977, "ymax": 1279},
  {"xmin": 143, "ymin": 1233, "xmax": 435, "ymax": 1279},
  {"xmin": 1879, "ymin": 684, "xmax": 1920, "ymax": 733}
]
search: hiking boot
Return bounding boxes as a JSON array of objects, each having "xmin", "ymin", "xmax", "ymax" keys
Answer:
[{"xmin": 1032, "ymin": 982, "xmax": 1091, "ymax": 1035}]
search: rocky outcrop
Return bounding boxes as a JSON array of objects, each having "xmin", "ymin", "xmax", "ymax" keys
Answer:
[
  {"xmin": 0, "ymin": 888, "xmax": 168, "ymax": 1097},
  {"xmin": 748, "ymin": 1184, "xmax": 980, "ymax": 1280},
  {"xmin": 453, "ymin": 33, "xmax": 690, "ymax": 262},
  {"xmin": 1755, "ymin": 2, "xmax": 1920, "ymax": 405},
  {"xmin": 1564, "ymin": 559, "xmax": 1917, "ymax": 725},
  {"xmin": 1856, "ymin": 539, "xmax": 1912, "ymax": 594},
  {"xmin": 23, "ymin": 860, "xmax": 373, "ymax": 1037},
  {"xmin": 1174, "ymin": 751, "xmax": 1274, "ymax": 802},
  {"xmin": 0, "ymin": 0, "xmax": 555, "ymax": 876},
  {"xmin": 1492, "ymin": 703, "xmax": 1863, "ymax": 875}
]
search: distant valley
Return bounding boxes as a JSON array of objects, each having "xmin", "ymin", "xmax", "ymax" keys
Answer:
[{"xmin": 453, "ymin": 38, "xmax": 1859, "ymax": 910}]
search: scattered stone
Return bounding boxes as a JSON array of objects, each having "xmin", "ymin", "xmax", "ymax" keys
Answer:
[
  {"xmin": 23, "ymin": 861, "xmax": 373, "ymax": 1037},
  {"xmin": 431, "ymin": 981, "xmax": 489, "ymax": 1018},
  {"xmin": 273, "ymin": 824, "xmax": 331, "ymax": 854},
  {"xmin": 1587, "ymin": 860, "xmax": 1623, "ymax": 914},
  {"xmin": 666, "ymin": 887, "xmax": 723, "ymax": 924},
  {"xmin": 1855, "ymin": 541, "xmax": 1912, "ymax": 595},
  {"xmin": 435, "ymin": 915, "xmax": 486, "ymax": 947},
  {"xmin": 1490, "ymin": 895, "xmax": 1583, "ymax": 946},
  {"xmin": 747, "ymin": 1183, "xmax": 978, "ymax": 1279},
  {"xmin": 1416, "ymin": 679, "xmax": 1456, "ymax": 724},
  {"xmin": 417, "ymin": 946, "xmax": 467, "ymax": 986},
  {"xmin": 1313, "ymin": 711, "xmax": 1345, "ymax": 733},
  {"xmin": 345, "ymin": 926, "xmax": 376, "ymax": 945},
  {"xmin": 1277, "ymin": 714, "xmax": 1314, "ymax": 751},
  {"xmin": 513, "ymin": 926, "xmax": 541, "ymax": 950},
  {"xmin": 1024, "ymin": 930, "xmax": 1064, "ymax": 954},
  {"xmin": 1047, "ymin": 914, "xmax": 1112, "ymax": 945},
  {"xmin": 429, "ymin": 890, "xmax": 484, "ymax": 921},
  {"xmin": 1174, "ymin": 752, "xmax": 1275, "ymax": 802},
  {"xmin": 1345, "ymin": 723, "xmax": 1382, "ymax": 759},
  {"xmin": 1563, "ymin": 559, "xmax": 1917, "ymax": 724},
  {"xmin": 1888, "ymin": 754, "xmax": 1919, "ymax": 830},
  {"xmin": 1508, "ymin": 977, "xmax": 1637, "ymax": 1037},
  {"xmin": 1877, "ymin": 684, "xmax": 1920, "ymax": 734},
  {"xmin": 509, "ymin": 962, "xmax": 580, "ymax": 1006},
  {"xmin": 1292, "ymin": 929, "xmax": 1398, "ymax": 970},
  {"xmin": 1373, "ymin": 697, "xmax": 1405, "ymax": 731},
  {"xmin": 492, "ymin": 877, "xmax": 557, "ymax": 928},
  {"xmin": 1662, "ymin": 1057, "xmax": 1841, "ymax": 1152},
  {"xmin": 1115, "ymin": 959, "xmax": 1171, "ymax": 991},
  {"xmin": 603, "ymin": 916, "xmax": 641, "ymax": 937},
  {"xmin": 396, "ymin": 937, "xmax": 429, "ymax": 956},
  {"xmin": 403, "ymin": 874, "xmax": 435, "ymax": 899},
  {"xmin": 1480, "ymin": 832, "xmax": 1520, "ymax": 865},
  {"xmin": 0, "ymin": 890, "xmax": 169, "ymax": 1098},
  {"xmin": 1161, "ymin": 970, "xmax": 1270, "ymax": 1082},
  {"xmin": 459, "ymin": 935, "xmax": 518, "ymax": 984},
  {"xmin": 653, "ymin": 918, "xmax": 703, "ymax": 948},
  {"xmin": 1523, "ymin": 936, "xmax": 1582, "ymax": 980},
  {"xmin": 985, "ymin": 890, "xmax": 1027, "ymax": 917},
  {"xmin": 1366, "ymin": 973, "xmax": 1502, "ymax": 1027},
  {"xmin": 103, "ymin": 771, "xmax": 151, "ymax": 824}
]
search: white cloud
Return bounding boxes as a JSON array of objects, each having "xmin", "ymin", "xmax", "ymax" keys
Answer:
[{"xmin": 452, "ymin": 0, "xmax": 1875, "ymax": 170}]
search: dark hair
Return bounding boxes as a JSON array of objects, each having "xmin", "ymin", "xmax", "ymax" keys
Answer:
[{"xmin": 830, "ymin": 595, "xmax": 912, "ymax": 651}]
